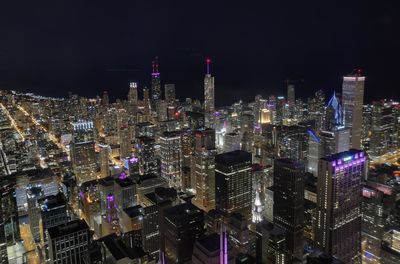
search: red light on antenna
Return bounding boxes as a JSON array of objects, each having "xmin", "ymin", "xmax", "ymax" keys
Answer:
[{"xmin": 206, "ymin": 58, "xmax": 211, "ymax": 64}]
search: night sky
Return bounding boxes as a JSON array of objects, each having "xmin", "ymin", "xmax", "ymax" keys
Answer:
[{"xmin": 0, "ymin": 1, "xmax": 399, "ymax": 106}]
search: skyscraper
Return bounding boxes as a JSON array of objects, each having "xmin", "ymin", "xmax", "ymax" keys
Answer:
[
  {"xmin": 160, "ymin": 131, "xmax": 182, "ymax": 189},
  {"xmin": 223, "ymin": 132, "xmax": 241, "ymax": 153},
  {"xmin": 193, "ymin": 128, "xmax": 216, "ymax": 212},
  {"xmin": 215, "ymin": 150, "xmax": 252, "ymax": 219},
  {"xmin": 151, "ymin": 57, "xmax": 161, "ymax": 105},
  {"xmin": 165, "ymin": 83, "xmax": 176, "ymax": 106},
  {"xmin": 273, "ymin": 158, "xmax": 305, "ymax": 261},
  {"xmin": 118, "ymin": 126, "xmax": 131, "ymax": 159},
  {"xmin": 98, "ymin": 143, "xmax": 110, "ymax": 178},
  {"xmin": 128, "ymin": 81, "xmax": 138, "ymax": 114},
  {"xmin": 163, "ymin": 202, "xmax": 205, "ymax": 264},
  {"xmin": 204, "ymin": 58, "xmax": 215, "ymax": 128},
  {"xmin": 315, "ymin": 149, "xmax": 366, "ymax": 263},
  {"xmin": 47, "ymin": 219, "xmax": 90, "ymax": 264},
  {"xmin": 342, "ymin": 71, "xmax": 365, "ymax": 149},
  {"xmin": 70, "ymin": 121, "xmax": 97, "ymax": 184},
  {"xmin": 136, "ymin": 136, "xmax": 158, "ymax": 176}
]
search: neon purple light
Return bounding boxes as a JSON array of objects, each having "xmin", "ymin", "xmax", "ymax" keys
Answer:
[
  {"xmin": 79, "ymin": 191, "xmax": 84, "ymax": 199},
  {"xmin": 151, "ymin": 72, "xmax": 160, "ymax": 77},
  {"xmin": 107, "ymin": 194, "xmax": 114, "ymax": 203},
  {"xmin": 129, "ymin": 156, "xmax": 139, "ymax": 164},
  {"xmin": 119, "ymin": 172, "xmax": 127, "ymax": 180},
  {"xmin": 224, "ymin": 226, "xmax": 228, "ymax": 264}
]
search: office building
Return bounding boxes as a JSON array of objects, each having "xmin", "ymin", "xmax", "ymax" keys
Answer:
[
  {"xmin": 273, "ymin": 158, "xmax": 304, "ymax": 261},
  {"xmin": 315, "ymin": 150, "xmax": 366, "ymax": 263},
  {"xmin": 223, "ymin": 132, "xmax": 241, "ymax": 153},
  {"xmin": 39, "ymin": 193, "xmax": 70, "ymax": 241},
  {"xmin": 47, "ymin": 220, "xmax": 90, "ymax": 264},
  {"xmin": 193, "ymin": 128, "xmax": 216, "ymax": 211},
  {"xmin": 136, "ymin": 136, "xmax": 158, "ymax": 176},
  {"xmin": 165, "ymin": 84, "xmax": 175, "ymax": 106},
  {"xmin": 151, "ymin": 57, "xmax": 161, "ymax": 105},
  {"xmin": 160, "ymin": 131, "xmax": 182, "ymax": 189},
  {"xmin": 215, "ymin": 150, "xmax": 252, "ymax": 219},
  {"xmin": 342, "ymin": 71, "xmax": 365, "ymax": 149},
  {"xmin": 163, "ymin": 202, "xmax": 205, "ymax": 263},
  {"xmin": 128, "ymin": 82, "xmax": 138, "ymax": 114},
  {"xmin": 260, "ymin": 221, "xmax": 288, "ymax": 264},
  {"xmin": 204, "ymin": 58, "xmax": 215, "ymax": 128},
  {"xmin": 99, "ymin": 143, "xmax": 110, "ymax": 178}
]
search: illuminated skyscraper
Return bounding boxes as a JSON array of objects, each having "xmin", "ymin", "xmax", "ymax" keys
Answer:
[
  {"xmin": 98, "ymin": 143, "xmax": 110, "ymax": 178},
  {"xmin": 204, "ymin": 58, "xmax": 215, "ymax": 128},
  {"xmin": 128, "ymin": 82, "xmax": 138, "ymax": 114},
  {"xmin": 315, "ymin": 149, "xmax": 366, "ymax": 263},
  {"xmin": 370, "ymin": 100, "xmax": 396, "ymax": 157},
  {"xmin": 193, "ymin": 128, "xmax": 216, "ymax": 212},
  {"xmin": 342, "ymin": 71, "xmax": 365, "ymax": 149},
  {"xmin": 160, "ymin": 131, "xmax": 182, "ymax": 189},
  {"xmin": 151, "ymin": 57, "xmax": 161, "ymax": 105},
  {"xmin": 163, "ymin": 202, "xmax": 205, "ymax": 264},
  {"xmin": 143, "ymin": 88, "xmax": 151, "ymax": 122},
  {"xmin": 102, "ymin": 90, "xmax": 109, "ymax": 106},
  {"xmin": 215, "ymin": 150, "xmax": 252, "ymax": 219},
  {"xmin": 136, "ymin": 136, "xmax": 158, "ymax": 176},
  {"xmin": 118, "ymin": 126, "xmax": 131, "ymax": 159},
  {"xmin": 70, "ymin": 121, "xmax": 97, "ymax": 184},
  {"xmin": 165, "ymin": 83, "xmax": 175, "ymax": 106},
  {"xmin": 223, "ymin": 132, "xmax": 241, "ymax": 153},
  {"xmin": 47, "ymin": 220, "xmax": 90, "ymax": 264},
  {"xmin": 273, "ymin": 158, "xmax": 304, "ymax": 261}
]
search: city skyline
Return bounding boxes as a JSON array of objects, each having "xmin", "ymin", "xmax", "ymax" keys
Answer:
[{"xmin": 1, "ymin": 2, "xmax": 400, "ymax": 264}]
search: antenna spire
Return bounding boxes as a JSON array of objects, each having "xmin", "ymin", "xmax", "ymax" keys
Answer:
[
  {"xmin": 155, "ymin": 56, "xmax": 159, "ymax": 73},
  {"xmin": 206, "ymin": 58, "xmax": 211, "ymax": 75}
]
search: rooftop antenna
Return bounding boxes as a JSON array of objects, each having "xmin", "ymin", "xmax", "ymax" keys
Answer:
[
  {"xmin": 206, "ymin": 58, "xmax": 211, "ymax": 75},
  {"xmin": 155, "ymin": 56, "xmax": 159, "ymax": 73}
]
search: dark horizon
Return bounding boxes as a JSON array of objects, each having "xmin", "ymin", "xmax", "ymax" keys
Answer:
[{"xmin": 1, "ymin": 1, "xmax": 399, "ymax": 105}]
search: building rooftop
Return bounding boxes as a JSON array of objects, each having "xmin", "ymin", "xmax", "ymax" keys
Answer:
[
  {"xmin": 47, "ymin": 219, "xmax": 88, "ymax": 239},
  {"xmin": 321, "ymin": 149, "xmax": 364, "ymax": 162},
  {"xmin": 164, "ymin": 202, "xmax": 203, "ymax": 225},
  {"xmin": 100, "ymin": 234, "xmax": 147, "ymax": 261},
  {"xmin": 195, "ymin": 233, "xmax": 220, "ymax": 253},
  {"xmin": 38, "ymin": 193, "xmax": 66, "ymax": 212},
  {"xmin": 215, "ymin": 150, "xmax": 251, "ymax": 166},
  {"xmin": 123, "ymin": 205, "xmax": 143, "ymax": 218}
]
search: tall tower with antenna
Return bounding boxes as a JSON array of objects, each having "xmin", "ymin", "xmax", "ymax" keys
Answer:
[
  {"xmin": 204, "ymin": 58, "xmax": 215, "ymax": 128},
  {"xmin": 151, "ymin": 56, "xmax": 161, "ymax": 106}
]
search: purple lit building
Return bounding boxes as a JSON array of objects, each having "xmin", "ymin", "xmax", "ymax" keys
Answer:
[{"xmin": 315, "ymin": 149, "xmax": 367, "ymax": 263}]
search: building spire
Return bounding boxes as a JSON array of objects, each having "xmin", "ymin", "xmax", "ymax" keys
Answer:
[
  {"xmin": 206, "ymin": 58, "xmax": 211, "ymax": 75},
  {"xmin": 155, "ymin": 56, "xmax": 159, "ymax": 73}
]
